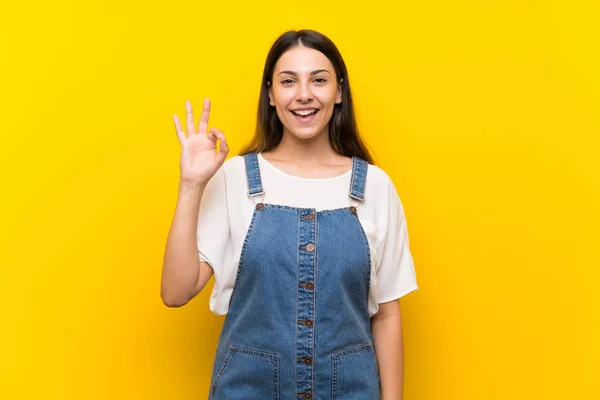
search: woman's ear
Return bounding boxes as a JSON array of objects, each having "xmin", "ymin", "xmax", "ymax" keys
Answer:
[
  {"xmin": 268, "ymin": 81, "xmax": 275, "ymax": 106},
  {"xmin": 335, "ymin": 78, "xmax": 343, "ymax": 104}
]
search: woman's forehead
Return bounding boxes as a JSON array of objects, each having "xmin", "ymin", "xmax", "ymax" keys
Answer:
[{"xmin": 274, "ymin": 46, "xmax": 333, "ymax": 74}]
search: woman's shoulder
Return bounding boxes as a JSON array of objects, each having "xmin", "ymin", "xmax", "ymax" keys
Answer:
[{"xmin": 365, "ymin": 163, "xmax": 394, "ymax": 191}]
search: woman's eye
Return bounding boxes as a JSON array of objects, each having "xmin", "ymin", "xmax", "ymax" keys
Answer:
[{"xmin": 280, "ymin": 78, "xmax": 327, "ymax": 84}]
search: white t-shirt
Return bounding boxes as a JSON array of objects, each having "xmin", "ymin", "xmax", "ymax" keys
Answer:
[{"xmin": 197, "ymin": 152, "xmax": 419, "ymax": 317}]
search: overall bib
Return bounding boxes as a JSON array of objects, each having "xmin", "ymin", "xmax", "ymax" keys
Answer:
[{"xmin": 208, "ymin": 152, "xmax": 381, "ymax": 400}]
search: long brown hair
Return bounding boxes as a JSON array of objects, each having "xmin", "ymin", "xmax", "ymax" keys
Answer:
[{"xmin": 239, "ymin": 29, "xmax": 375, "ymax": 165}]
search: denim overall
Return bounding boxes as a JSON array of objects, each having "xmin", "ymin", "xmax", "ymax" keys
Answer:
[{"xmin": 208, "ymin": 152, "xmax": 381, "ymax": 400}]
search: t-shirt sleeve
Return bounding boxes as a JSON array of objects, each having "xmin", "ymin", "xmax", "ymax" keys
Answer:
[
  {"xmin": 374, "ymin": 179, "xmax": 419, "ymax": 303},
  {"xmin": 197, "ymin": 165, "xmax": 232, "ymax": 277}
]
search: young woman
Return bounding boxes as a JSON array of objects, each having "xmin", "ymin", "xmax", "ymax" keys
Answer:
[{"xmin": 162, "ymin": 29, "xmax": 419, "ymax": 400}]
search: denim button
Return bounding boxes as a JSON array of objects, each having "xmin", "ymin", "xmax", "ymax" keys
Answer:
[
  {"xmin": 306, "ymin": 213, "xmax": 315, "ymax": 220},
  {"xmin": 297, "ymin": 356, "xmax": 312, "ymax": 365},
  {"xmin": 305, "ymin": 282, "xmax": 314, "ymax": 290},
  {"xmin": 298, "ymin": 319, "xmax": 313, "ymax": 327},
  {"xmin": 306, "ymin": 243, "xmax": 315, "ymax": 252},
  {"xmin": 304, "ymin": 393, "xmax": 312, "ymax": 399},
  {"xmin": 256, "ymin": 203, "xmax": 265, "ymax": 210},
  {"xmin": 349, "ymin": 206, "xmax": 357, "ymax": 214}
]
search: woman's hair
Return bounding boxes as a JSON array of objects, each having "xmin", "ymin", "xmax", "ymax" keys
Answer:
[{"xmin": 239, "ymin": 29, "xmax": 375, "ymax": 164}]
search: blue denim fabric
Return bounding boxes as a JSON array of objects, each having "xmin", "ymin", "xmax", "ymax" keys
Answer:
[{"xmin": 209, "ymin": 152, "xmax": 380, "ymax": 400}]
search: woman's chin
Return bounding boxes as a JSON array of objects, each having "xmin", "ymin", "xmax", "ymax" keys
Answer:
[{"xmin": 286, "ymin": 128, "xmax": 326, "ymax": 141}]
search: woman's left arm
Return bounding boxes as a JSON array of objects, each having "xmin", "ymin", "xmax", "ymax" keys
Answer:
[{"xmin": 371, "ymin": 299, "xmax": 404, "ymax": 400}]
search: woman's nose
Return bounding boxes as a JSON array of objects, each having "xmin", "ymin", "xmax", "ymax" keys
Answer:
[{"xmin": 295, "ymin": 81, "xmax": 313, "ymax": 101}]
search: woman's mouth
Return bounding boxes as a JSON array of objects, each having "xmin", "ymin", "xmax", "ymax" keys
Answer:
[{"xmin": 290, "ymin": 108, "xmax": 320, "ymax": 124}]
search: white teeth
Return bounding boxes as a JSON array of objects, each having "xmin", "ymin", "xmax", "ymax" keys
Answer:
[{"xmin": 293, "ymin": 109, "xmax": 317, "ymax": 116}]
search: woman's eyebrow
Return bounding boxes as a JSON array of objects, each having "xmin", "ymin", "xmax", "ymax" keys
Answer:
[{"xmin": 277, "ymin": 69, "xmax": 331, "ymax": 76}]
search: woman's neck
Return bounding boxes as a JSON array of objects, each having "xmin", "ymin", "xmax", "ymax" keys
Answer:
[
  {"xmin": 261, "ymin": 127, "xmax": 352, "ymax": 178},
  {"xmin": 267, "ymin": 126, "xmax": 338, "ymax": 163}
]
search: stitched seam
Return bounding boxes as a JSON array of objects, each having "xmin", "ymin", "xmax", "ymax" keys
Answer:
[
  {"xmin": 229, "ymin": 207, "xmax": 259, "ymax": 309},
  {"xmin": 348, "ymin": 156, "xmax": 357, "ymax": 199},
  {"xmin": 262, "ymin": 203, "xmax": 312, "ymax": 212},
  {"xmin": 312, "ymin": 210, "xmax": 318, "ymax": 397},
  {"xmin": 253, "ymin": 152, "xmax": 264, "ymax": 194},
  {"xmin": 330, "ymin": 344, "xmax": 377, "ymax": 399},
  {"xmin": 332, "ymin": 354, "xmax": 337, "ymax": 399},
  {"xmin": 353, "ymin": 159, "xmax": 367, "ymax": 198},
  {"xmin": 349, "ymin": 157, "xmax": 368, "ymax": 200},
  {"xmin": 295, "ymin": 210, "xmax": 300, "ymax": 395},
  {"xmin": 210, "ymin": 345, "xmax": 233, "ymax": 398},
  {"xmin": 245, "ymin": 152, "xmax": 264, "ymax": 196},
  {"xmin": 332, "ymin": 343, "xmax": 371, "ymax": 358},
  {"xmin": 244, "ymin": 153, "xmax": 255, "ymax": 196},
  {"xmin": 231, "ymin": 345, "xmax": 279, "ymax": 359},
  {"xmin": 274, "ymin": 354, "xmax": 279, "ymax": 400},
  {"xmin": 244, "ymin": 201, "xmax": 356, "ymax": 214},
  {"xmin": 352, "ymin": 211, "xmax": 373, "ymax": 293},
  {"xmin": 212, "ymin": 346, "xmax": 279, "ymax": 399}
]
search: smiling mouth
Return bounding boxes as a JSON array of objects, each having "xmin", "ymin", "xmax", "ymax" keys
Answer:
[
  {"xmin": 290, "ymin": 108, "xmax": 320, "ymax": 118},
  {"xmin": 292, "ymin": 108, "xmax": 319, "ymax": 117}
]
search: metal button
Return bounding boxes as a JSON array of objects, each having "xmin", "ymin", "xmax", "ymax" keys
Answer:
[
  {"xmin": 305, "ymin": 282, "xmax": 314, "ymax": 290},
  {"xmin": 349, "ymin": 206, "xmax": 357, "ymax": 214},
  {"xmin": 297, "ymin": 356, "xmax": 312, "ymax": 365},
  {"xmin": 304, "ymin": 393, "xmax": 312, "ymax": 399},
  {"xmin": 256, "ymin": 203, "xmax": 265, "ymax": 210},
  {"xmin": 306, "ymin": 243, "xmax": 315, "ymax": 252},
  {"xmin": 298, "ymin": 319, "xmax": 313, "ymax": 327},
  {"xmin": 300, "ymin": 213, "xmax": 315, "ymax": 220}
]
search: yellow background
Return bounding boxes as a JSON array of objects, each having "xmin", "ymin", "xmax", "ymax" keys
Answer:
[{"xmin": 1, "ymin": 0, "xmax": 599, "ymax": 399}]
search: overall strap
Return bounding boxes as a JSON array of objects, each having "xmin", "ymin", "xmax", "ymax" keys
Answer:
[
  {"xmin": 243, "ymin": 152, "xmax": 265, "ymax": 197},
  {"xmin": 348, "ymin": 156, "xmax": 368, "ymax": 202}
]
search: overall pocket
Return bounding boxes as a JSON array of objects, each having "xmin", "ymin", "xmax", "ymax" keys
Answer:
[
  {"xmin": 210, "ymin": 345, "xmax": 279, "ymax": 400},
  {"xmin": 331, "ymin": 343, "xmax": 380, "ymax": 400}
]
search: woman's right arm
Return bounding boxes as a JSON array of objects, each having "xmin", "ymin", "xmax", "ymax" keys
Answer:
[
  {"xmin": 161, "ymin": 98, "xmax": 228, "ymax": 307},
  {"xmin": 161, "ymin": 180, "xmax": 213, "ymax": 307}
]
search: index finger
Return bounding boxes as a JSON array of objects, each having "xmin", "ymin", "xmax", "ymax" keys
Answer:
[{"xmin": 197, "ymin": 98, "xmax": 211, "ymax": 135}]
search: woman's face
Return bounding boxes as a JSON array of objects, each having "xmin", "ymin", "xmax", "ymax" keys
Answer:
[{"xmin": 268, "ymin": 45, "xmax": 342, "ymax": 141}]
